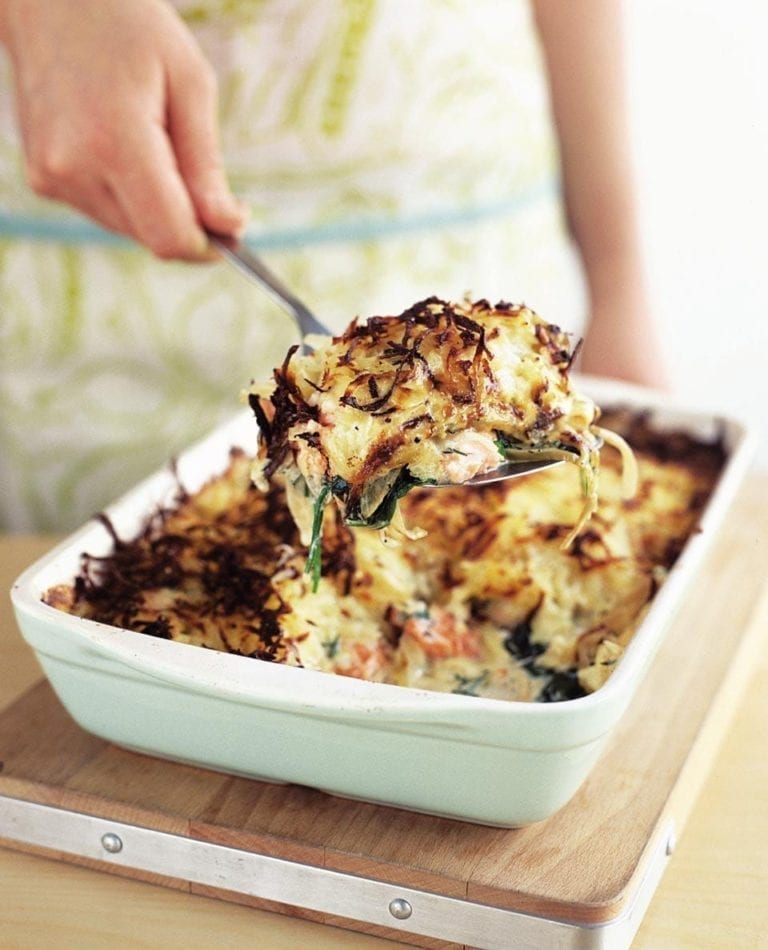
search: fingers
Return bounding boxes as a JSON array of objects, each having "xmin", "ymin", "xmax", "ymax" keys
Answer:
[
  {"xmin": 106, "ymin": 122, "xmax": 212, "ymax": 261},
  {"xmin": 68, "ymin": 185, "xmax": 133, "ymax": 240},
  {"xmin": 166, "ymin": 58, "xmax": 248, "ymax": 239},
  {"xmin": 23, "ymin": 120, "xmax": 211, "ymax": 260},
  {"xmin": 40, "ymin": 177, "xmax": 133, "ymax": 239},
  {"xmin": 7, "ymin": 0, "xmax": 241, "ymax": 261}
]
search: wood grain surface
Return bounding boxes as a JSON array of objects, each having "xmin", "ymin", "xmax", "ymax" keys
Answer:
[{"xmin": 1, "ymin": 472, "xmax": 768, "ymax": 949}]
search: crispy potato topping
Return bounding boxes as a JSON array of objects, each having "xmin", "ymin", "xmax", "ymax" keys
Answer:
[
  {"xmin": 43, "ymin": 412, "xmax": 724, "ymax": 703},
  {"xmin": 247, "ymin": 298, "xmax": 628, "ymax": 583}
]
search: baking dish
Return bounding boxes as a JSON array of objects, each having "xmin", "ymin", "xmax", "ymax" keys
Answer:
[{"xmin": 10, "ymin": 377, "xmax": 757, "ymax": 826}]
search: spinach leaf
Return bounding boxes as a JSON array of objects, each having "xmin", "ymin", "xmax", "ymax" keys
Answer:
[
  {"xmin": 494, "ymin": 431, "xmax": 523, "ymax": 457},
  {"xmin": 452, "ymin": 670, "xmax": 490, "ymax": 697},
  {"xmin": 305, "ymin": 483, "xmax": 331, "ymax": 592},
  {"xmin": 503, "ymin": 620, "xmax": 545, "ymax": 662},
  {"xmin": 537, "ymin": 671, "xmax": 586, "ymax": 703},
  {"xmin": 494, "ymin": 430, "xmax": 578, "ymax": 459},
  {"xmin": 345, "ymin": 468, "xmax": 436, "ymax": 530},
  {"xmin": 321, "ymin": 635, "xmax": 341, "ymax": 659}
]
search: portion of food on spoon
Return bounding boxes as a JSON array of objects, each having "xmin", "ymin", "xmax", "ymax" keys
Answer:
[{"xmin": 248, "ymin": 296, "xmax": 636, "ymax": 585}]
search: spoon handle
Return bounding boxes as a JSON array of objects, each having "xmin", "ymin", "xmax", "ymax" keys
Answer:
[{"xmin": 209, "ymin": 234, "xmax": 331, "ymax": 340}]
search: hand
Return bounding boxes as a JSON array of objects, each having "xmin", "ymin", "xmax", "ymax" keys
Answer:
[{"xmin": 0, "ymin": 0, "xmax": 247, "ymax": 260}]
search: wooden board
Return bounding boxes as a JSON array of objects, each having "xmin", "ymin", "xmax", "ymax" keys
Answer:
[{"xmin": 1, "ymin": 475, "xmax": 767, "ymax": 949}]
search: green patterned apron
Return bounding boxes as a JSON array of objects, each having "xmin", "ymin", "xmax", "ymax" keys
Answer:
[{"xmin": 0, "ymin": 0, "xmax": 583, "ymax": 530}]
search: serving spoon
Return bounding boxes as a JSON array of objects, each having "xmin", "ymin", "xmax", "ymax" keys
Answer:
[
  {"xmin": 210, "ymin": 233, "xmax": 329, "ymax": 338},
  {"xmin": 210, "ymin": 233, "xmax": 561, "ymax": 485}
]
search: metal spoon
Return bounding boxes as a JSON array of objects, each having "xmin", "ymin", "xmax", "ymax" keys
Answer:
[
  {"xmin": 210, "ymin": 233, "xmax": 330, "ymax": 339},
  {"xmin": 427, "ymin": 457, "xmax": 561, "ymax": 487},
  {"xmin": 210, "ymin": 233, "xmax": 561, "ymax": 484}
]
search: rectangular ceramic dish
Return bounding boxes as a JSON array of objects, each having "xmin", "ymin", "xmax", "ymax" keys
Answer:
[{"xmin": 10, "ymin": 378, "xmax": 757, "ymax": 827}]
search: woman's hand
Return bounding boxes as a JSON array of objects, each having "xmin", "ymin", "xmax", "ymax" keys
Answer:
[{"xmin": 0, "ymin": 0, "xmax": 247, "ymax": 260}]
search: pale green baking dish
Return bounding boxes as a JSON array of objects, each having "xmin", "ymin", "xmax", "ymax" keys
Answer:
[{"xmin": 10, "ymin": 379, "xmax": 757, "ymax": 826}]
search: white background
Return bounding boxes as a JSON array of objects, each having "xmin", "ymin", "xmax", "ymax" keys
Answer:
[{"xmin": 627, "ymin": 1, "xmax": 768, "ymax": 467}]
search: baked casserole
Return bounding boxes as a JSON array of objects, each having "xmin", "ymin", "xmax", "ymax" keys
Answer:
[{"xmin": 44, "ymin": 409, "xmax": 723, "ymax": 703}]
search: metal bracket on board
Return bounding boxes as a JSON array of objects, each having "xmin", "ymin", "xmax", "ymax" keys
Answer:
[{"xmin": 0, "ymin": 795, "xmax": 676, "ymax": 950}]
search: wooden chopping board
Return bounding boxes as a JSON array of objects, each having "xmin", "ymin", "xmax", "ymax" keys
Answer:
[{"xmin": 1, "ymin": 475, "xmax": 767, "ymax": 949}]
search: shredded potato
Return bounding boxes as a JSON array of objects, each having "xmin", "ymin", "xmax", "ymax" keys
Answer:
[
  {"xmin": 248, "ymin": 297, "xmax": 627, "ymax": 585},
  {"xmin": 43, "ymin": 412, "xmax": 724, "ymax": 703}
]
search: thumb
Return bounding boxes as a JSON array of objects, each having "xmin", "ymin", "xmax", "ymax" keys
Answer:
[{"xmin": 166, "ymin": 59, "xmax": 248, "ymax": 237}]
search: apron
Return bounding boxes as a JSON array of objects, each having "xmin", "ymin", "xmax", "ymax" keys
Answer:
[{"xmin": 0, "ymin": 0, "xmax": 584, "ymax": 530}]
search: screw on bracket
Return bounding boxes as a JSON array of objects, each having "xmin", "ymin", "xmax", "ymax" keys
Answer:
[
  {"xmin": 100, "ymin": 832, "xmax": 123, "ymax": 854},
  {"xmin": 388, "ymin": 897, "xmax": 413, "ymax": 920}
]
